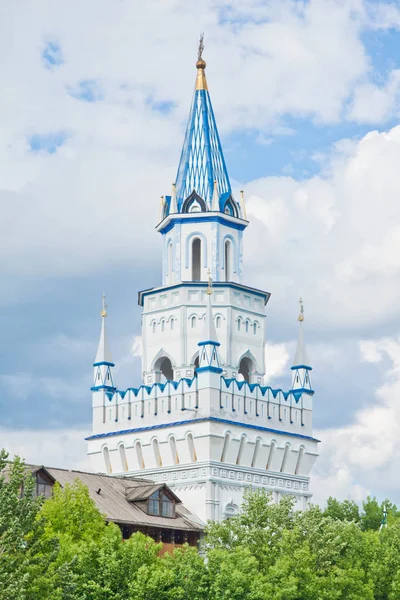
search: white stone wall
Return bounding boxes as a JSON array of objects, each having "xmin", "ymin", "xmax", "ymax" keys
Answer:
[
  {"xmin": 87, "ymin": 416, "xmax": 317, "ymax": 523},
  {"xmin": 140, "ymin": 284, "xmax": 267, "ymax": 381}
]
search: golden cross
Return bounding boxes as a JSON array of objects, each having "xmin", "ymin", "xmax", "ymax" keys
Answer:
[
  {"xmin": 101, "ymin": 292, "xmax": 108, "ymax": 317},
  {"xmin": 206, "ymin": 268, "xmax": 213, "ymax": 295},
  {"xmin": 298, "ymin": 297, "xmax": 304, "ymax": 322}
]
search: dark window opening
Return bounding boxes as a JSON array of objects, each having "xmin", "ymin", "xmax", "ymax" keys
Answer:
[
  {"xmin": 238, "ymin": 357, "xmax": 253, "ymax": 383},
  {"xmin": 192, "ymin": 238, "xmax": 201, "ymax": 281},
  {"xmin": 36, "ymin": 472, "xmax": 53, "ymax": 499},
  {"xmin": 147, "ymin": 490, "xmax": 175, "ymax": 518}
]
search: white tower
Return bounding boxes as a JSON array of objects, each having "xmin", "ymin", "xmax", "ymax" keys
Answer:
[{"xmin": 86, "ymin": 44, "xmax": 319, "ymax": 522}]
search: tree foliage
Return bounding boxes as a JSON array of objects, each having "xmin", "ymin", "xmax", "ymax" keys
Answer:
[{"xmin": 2, "ymin": 450, "xmax": 400, "ymax": 599}]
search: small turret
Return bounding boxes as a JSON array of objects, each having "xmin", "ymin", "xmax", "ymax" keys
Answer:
[
  {"xmin": 92, "ymin": 293, "xmax": 116, "ymax": 392},
  {"xmin": 291, "ymin": 298, "xmax": 313, "ymax": 392},
  {"xmin": 197, "ymin": 271, "xmax": 222, "ymax": 373}
]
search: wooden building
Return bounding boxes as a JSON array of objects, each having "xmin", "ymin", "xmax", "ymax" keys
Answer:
[{"xmin": 27, "ymin": 465, "xmax": 204, "ymax": 551}]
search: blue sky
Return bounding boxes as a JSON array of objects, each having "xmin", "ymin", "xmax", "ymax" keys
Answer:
[{"xmin": 2, "ymin": 0, "xmax": 400, "ymax": 504}]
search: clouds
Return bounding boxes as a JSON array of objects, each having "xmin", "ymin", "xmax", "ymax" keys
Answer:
[
  {"xmin": 245, "ymin": 125, "xmax": 400, "ymax": 335},
  {"xmin": 312, "ymin": 337, "xmax": 400, "ymax": 504}
]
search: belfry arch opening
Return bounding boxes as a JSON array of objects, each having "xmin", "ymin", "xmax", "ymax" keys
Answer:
[
  {"xmin": 192, "ymin": 238, "xmax": 201, "ymax": 281},
  {"xmin": 154, "ymin": 356, "xmax": 174, "ymax": 382},
  {"xmin": 238, "ymin": 356, "xmax": 253, "ymax": 383},
  {"xmin": 224, "ymin": 240, "xmax": 232, "ymax": 282}
]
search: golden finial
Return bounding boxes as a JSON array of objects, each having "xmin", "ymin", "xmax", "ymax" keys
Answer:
[
  {"xmin": 196, "ymin": 33, "xmax": 208, "ymax": 90},
  {"xmin": 297, "ymin": 297, "xmax": 304, "ymax": 322},
  {"xmin": 240, "ymin": 189, "xmax": 247, "ymax": 219},
  {"xmin": 206, "ymin": 267, "xmax": 213, "ymax": 295},
  {"xmin": 101, "ymin": 292, "xmax": 108, "ymax": 318}
]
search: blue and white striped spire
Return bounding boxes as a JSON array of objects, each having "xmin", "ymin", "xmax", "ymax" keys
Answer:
[{"xmin": 174, "ymin": 37, "xmax": 231, "ymax": 211}]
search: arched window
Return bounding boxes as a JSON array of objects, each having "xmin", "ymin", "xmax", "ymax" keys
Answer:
[
  {"xmin": 215, "ymin": 316, "xmax": 221, "ymax": 329},
  {"xmin": 194, "ymin": 355, "xmax": 199, "ymax": 376},
  {"xmin": 153, "ymin": 439, "xmax": 162, "ymax": 467},
  {"xmin": 170, "ymin": 318, "xmax": 175, "ymax": 331},
  {"xmin": 236, "ymin": 436, "xmax": 246, "ymax": 465},
  {"xmin": 187, "ymin": 433, "xmax": 197, "ymax": 462},
  {"xmin": 135, "ymin": 441, "xmax": 145, "ymax": 469},
  {"xmin": 237, "ymin": 318, "xmax": 241, "ymax": 331},
  {"xmin": 152, "ymin": 321, "xmax": 156, "ymax": 334},
  {"xmin": 251, "ymin": 438, "xmax": 261, "ymax": 468},
  {"xmin": 224, "ymin": 240, "xmax": 232, "ymax": 282},
  {"xmin": 220, "ymin": 432, "xmax": 230, "ymax": 462},
  {"xmin": 154, "ymin": 355, "xmax": 174, "ymax": 382},
  {"xmin": 295, "ymin": 446, "xmax": 305, "ymax": 475},
  {"xmin": 266, "ymin": 441, "xmax": 275, "ymax": 470},
  {"xmin": 119, "ymin": 444, "xmax": 128, "ymax": 472},
  {"xmin": 238, "ymin": 356, "xmax": 253, "ymax": 383},
  {"xmin": 161, "ymin": 319, "xmax": 165, "ymax": 332},
  {"xmin": 169, "ymin": 436, "xmax": 179, "ymax": 464},
  {"xmin": 280, "ymin": 444, "xmax": 290, "ymax": 473},
  {"xmin": 191, "ymin": 315, "xmax": 197, "ymax": 329},
  {"xmin": 103, "ymin": 446, "xmax": 112, "ymax": 474},
  {"xmin": 253, "ymin": 323, "xmax": 257, "ymax": 335},
  {"xmin": 245, "ymin": 320, "xmax": 249, "ymax": 333},
  {"xmin": 192, "ymin": 238, "xmax": 201, "ymax": 280}
]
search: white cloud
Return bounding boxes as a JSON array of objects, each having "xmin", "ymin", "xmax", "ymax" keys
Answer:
[
  {"xmin": 0, "ymin": 428, "xmax": 90, "ymax": 471},
  {"xmin": 349, "ymin": 69, "xmax": 400, "ymax": 124},
  {"xmin": 244, "ymin": 125, "xmax": 400, "ymax": 331},
  {"xmin": 264, "ymin": 342, "xmax": 290, "ymax": 383},
  {"xmin": 312, "ymin": 336, "xmax": 400, "ymax": 505},
  {"xmin": 0, "ymin": 0, "xmax": 392, "ymax": 283}
]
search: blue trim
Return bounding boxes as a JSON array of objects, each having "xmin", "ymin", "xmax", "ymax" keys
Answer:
[
  {"xmin": 93, "ymin": 361, "xmax": 115, "ymax": 367},
  {"xmin": 291, "ymin": 387, "xmax": 314, "ymax": 395},
  {"xmin": 291, "ymin": 365, "xmax": 312, "ymax": 371},
  {"xmin": 86, "ymin": 416, "xmax": 320, "ymax": 442},
  {"xmin": 158, "ymin": 214, "xmax": 247, "ymax": 235},
  {"xmin": 198, "ymin": 340, "xmax": 220, "ymax": 347},
  {"xmin": 91, "ymin": 385, "xmax": 117, "ymax": 392},
  {"xmin": 138, "ymin": 281, "xmax": 270, "ymax": 306},
  {"xmin": 196, "ymin": 366, "xmax": 223, "ymax": 374}
]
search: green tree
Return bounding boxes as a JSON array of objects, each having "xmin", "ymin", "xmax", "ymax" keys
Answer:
[
  {"xmin": 0, "ymin": 449, "xmax": 54, "ymax": 600},
  {"xmin": 323, "ymin": 497, "xmax": 360, "ymax": 523}
]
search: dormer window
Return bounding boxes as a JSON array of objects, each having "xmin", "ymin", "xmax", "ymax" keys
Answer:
[
  {"xmin": 190, "ymin": 201, "xmax": 201, "ymax": 213},
  {"xmin": 35, "ymin": 471, "xmax": 54, "ymax": 499},
  {"xmin": 148, "ymin": 489, "xmax": 175, "ymax": 518}
]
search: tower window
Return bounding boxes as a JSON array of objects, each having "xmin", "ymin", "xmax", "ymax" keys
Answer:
[
  {"xmin": 245, "ymin": 320, "xmax": 249, "ymax": 333},
  {"xmin": 238, "ymin": 356, "xmax": 253, "ymax": 383},
  {"xmin": 216, "ymin": 316, "xmax": 221, "ymax": 328},
  {"xmin": 237, "ymin": 318, "xmax": 241, "ymax": 331},
  {"xmin": 170, "ymin": 318, "xmax": 175, "ymax": 331},
  {"xmin": 152, "ymin": 321, "xmax": 156, "ymax": 333},
  {"xmin": 224, "ymin": 240, "xmax": 232, "ymax": 282},
  {"xmin": 191, "ymin": 316, "xmax": 197, "ymax": 328},
  {"xmin": 161, "ymin": 320, "xmax": 165, "ymax": 332},
  {"xmin": 253, "ymin": 323, "xmax": 257, "ymax": 335},
  {"xmin": 192, "ymin": 238, "xmax": 201, "ymax": 281}
]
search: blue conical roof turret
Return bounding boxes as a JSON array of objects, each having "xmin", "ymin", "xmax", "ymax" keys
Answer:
[{"xmin": 174, "ymin": 41, "xmax": 232, "ymax": 212}]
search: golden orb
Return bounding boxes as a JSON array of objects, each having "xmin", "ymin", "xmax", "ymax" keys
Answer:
[{"xmin": 196, "ymin": 58, "xmax": 206, "ymax": 69}]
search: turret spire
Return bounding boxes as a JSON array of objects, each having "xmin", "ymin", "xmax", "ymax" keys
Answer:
[
  {"xmin": 93, "ymin": 293, "xmax": 115, "ymax": 392},
  {"xmin": 197, "ymin": 270, "xmax": 222, "ymax": 372},
  {"xmin": 174, "ymin": 37, "xmax": 232, "ymax": 211},
  {"xmin": 291, "ymin": 298, "xmax": 313, "ymax": 392}
]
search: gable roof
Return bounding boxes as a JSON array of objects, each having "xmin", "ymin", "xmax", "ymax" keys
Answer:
[{"xmin": 37, "ymin": 466, "xmax": 203, "ymax": 531}]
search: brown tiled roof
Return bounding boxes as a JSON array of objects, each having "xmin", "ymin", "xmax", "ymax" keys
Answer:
[{"xmin": 39, "ymin": 466, "xmax": 204, "ymax": 531}]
